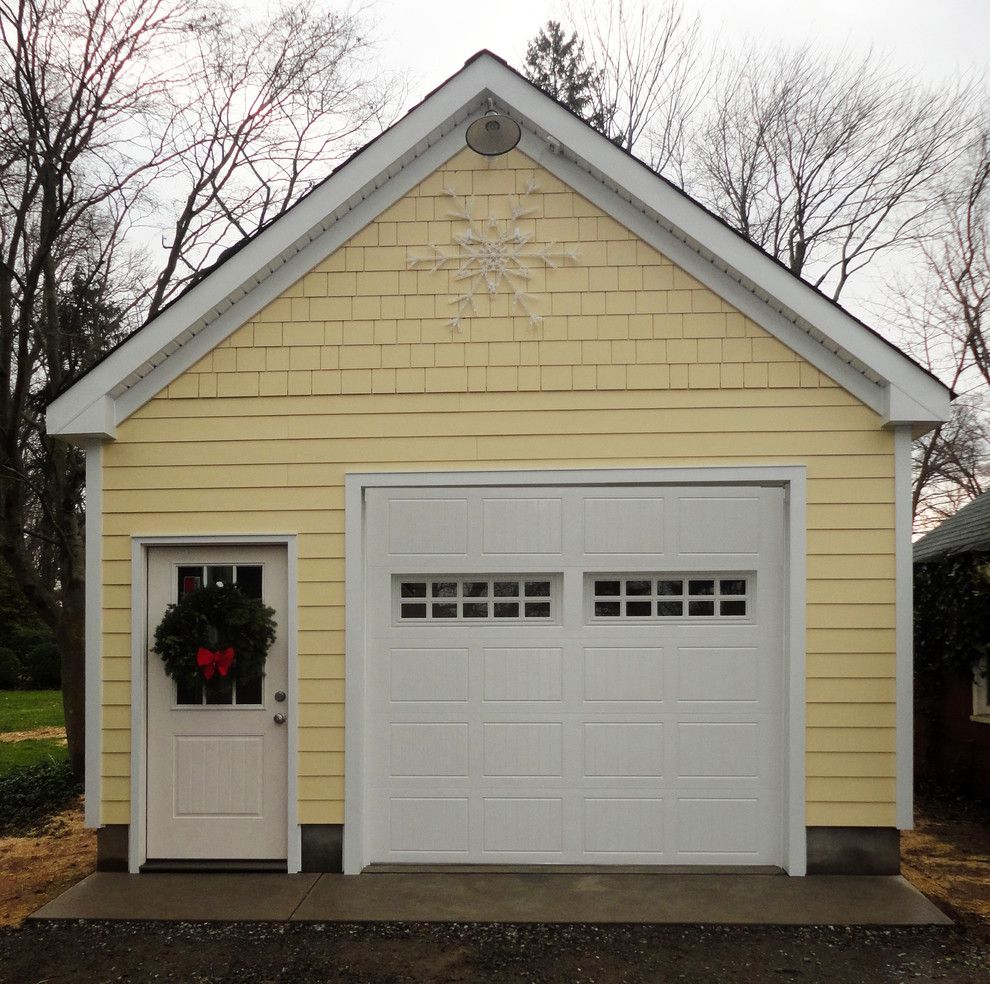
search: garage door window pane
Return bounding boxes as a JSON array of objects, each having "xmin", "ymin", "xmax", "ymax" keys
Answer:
[
  {"xmin": 590, "ymin": 575, "xmax": 750, "ymax": 620},
  {"xmin": 401, "ymin": 582, "xmax": 426, "ymax": 598},
  {"xmin": 525, "ymin": 602, "xmax": 551, "ymax": 618},
  {"xmin": 625, "ymin": 600, "xmax": 652, "ymax": 616}
]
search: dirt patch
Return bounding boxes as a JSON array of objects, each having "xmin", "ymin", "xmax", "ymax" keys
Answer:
[
  {"xmin": 902, "ymin": 793, "xmax": 990, "ymax": 935},
  {"xmin": 0, "ymin": 726, "xmax": 67, "ymax": 743},
  {"xmin": 0, "ymin": 796, "xmax": 95, "ymax": 927}
]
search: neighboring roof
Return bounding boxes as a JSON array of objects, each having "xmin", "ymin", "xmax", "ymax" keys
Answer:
[
  {"xmin": 914, "ymin": 491, "xmax": 990, "ymax": 563},
  {"xmin": 46, "ymin": 50, "xmax": 953, "ymax": 442}
]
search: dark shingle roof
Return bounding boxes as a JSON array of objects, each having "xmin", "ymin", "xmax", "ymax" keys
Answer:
[{"xmin": 913, "ymin": 491, "xmax": 990, "ymax": 563}]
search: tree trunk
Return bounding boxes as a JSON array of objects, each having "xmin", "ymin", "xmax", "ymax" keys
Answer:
[{"xmin": 57, "ymin": 575, "xmax": 86, "ymax": 782}]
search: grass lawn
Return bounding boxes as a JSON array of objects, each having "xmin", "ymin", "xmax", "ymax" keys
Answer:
[
  {"xmin": 0, "ymin": 691, "xmax": 67, "ymax": 777},
  {"xmin": 0, "ymin": 737, "xmax": 68, "ymax": 777},
  {"xmin": 0, "ymin": 689, "xmax": 64, "ymax": 732}
]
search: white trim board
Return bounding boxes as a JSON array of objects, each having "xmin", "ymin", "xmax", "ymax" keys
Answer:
[
  {"xmin": 126, "ymin": 534, "xmax": 300, "ymax": 873},
  {"xmin": 83, "ymin": 442, "xmax": 103, "ymax": 828},
  {"xmin": 47, "ymin": 53, "xmax": 950, "ymax": 441},
  {"xmin": 894, "ymin": 427, "xmax": 914, "ymax": 829},
  {"xmin": 343, "ymin": 465, "xmax": 808, "ymax": 876}
]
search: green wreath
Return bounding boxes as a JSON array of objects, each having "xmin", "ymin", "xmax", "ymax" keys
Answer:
[{"xmin": 153, "ymin": 583, "xmax": 277, "ymax": 692}]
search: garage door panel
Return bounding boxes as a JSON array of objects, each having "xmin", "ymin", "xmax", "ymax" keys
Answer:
[
  {"xmin": 675, "ymin": 798, "xmax": 762, "ymax": 857},
  {"xmin": 675, "ymin": 722, "xmax": 760, "ymax": 778},
  {"xmin": 483, "ymin": 798, "xmax": 563, "ymax": 853},
  {"xmin": 584, "ymin": 723, "xmax": 664, "ymax": 777},
  {"xmin": 365, "ymin": 483, "xmax": 785, "ymax": 867},
  {"xmin": 675, "ymin": 648, "xmax": 763, "ymax": 703},
  {"xmin": 388, "ymin": 648, "xmax": 469, "ymax": 702},
  {"xmin": 677, "ymin": 495, "xmax": 761, "ymax": 555},
  {"xmin": 389, "ymin": 723, "xmax": 469, "ymax": 777},
  {"xmin": 482, "ymin": 497, "xmax": 563, "ymax": 554},
  {"xmin": 483, "ymin": 723, "xmax": 563, "ymax": 777},
  {"xmin": 584, "ymin": 798, "xmax": 665, "ymax": 854},
  {"xmin": 583, "ymin": 496, "xmax": 666, "ymax": 554},
  {"xmin": 583, "ymin": 647, "xmax": 664, "ymax": 701},
  {"xmin": 483, "ymin": 648, "xmax": 563, "ymax": 701},
  {"xmin": 386, "ymin": 498, "xmax": 468, "ymax": 555},
  {"xmin": 389, "ymin": 798, "xmax": 470, "ymax": 853}
]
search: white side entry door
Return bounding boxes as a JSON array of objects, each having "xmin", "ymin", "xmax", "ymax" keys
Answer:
[{"xmin": 146, "ymin": 545, "xmax": 288, "ymax": 861}]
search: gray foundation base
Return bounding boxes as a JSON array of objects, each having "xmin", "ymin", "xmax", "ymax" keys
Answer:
[
  {"xmin": 96, "ymin": 825, "xmax": 129, "ymax": 872},
  {"xmin": 301, "ymin": 824, "xmax": 343, "ymax": 872},
  {"xmin": 806, "ymin": 827, "xmax": 900, "ymax": 875}
]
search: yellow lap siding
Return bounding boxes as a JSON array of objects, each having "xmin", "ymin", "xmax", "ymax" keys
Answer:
[{"xmin": 100, "ymin": 146, "xmax": 901, "ymax": 829}]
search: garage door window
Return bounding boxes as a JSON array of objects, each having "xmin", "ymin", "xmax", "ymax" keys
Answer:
[
  {"xmin": 397, "ymin": 576, "xmax": 557, "ymax": 622},
  {"xmin": 589, "ymin": 574, "xmax": 750, "ymax": 619}
]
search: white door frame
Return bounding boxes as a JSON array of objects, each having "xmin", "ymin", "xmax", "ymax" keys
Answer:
[
  {"xmin": 129, "ymin": 534, "xmax": 300, "ymax": 873},
  {"xmin": 344, "ymin": 465, "xmax": 808, "ymax": 876}
]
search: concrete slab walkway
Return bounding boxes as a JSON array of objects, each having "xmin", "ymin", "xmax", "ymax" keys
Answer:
[{"xmin": 31, "ymin": 872, "xmax": 951, "ymax": 926}]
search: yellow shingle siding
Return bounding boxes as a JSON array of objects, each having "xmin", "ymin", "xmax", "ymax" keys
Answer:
[{"xmin": 100, "ymin": 147, "xmax": 896, "ymax": 828}]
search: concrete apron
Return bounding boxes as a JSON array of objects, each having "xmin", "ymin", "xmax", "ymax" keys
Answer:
[{"xmin": 31, "ymin": 872, "xmax": 952, "ymax": 925}]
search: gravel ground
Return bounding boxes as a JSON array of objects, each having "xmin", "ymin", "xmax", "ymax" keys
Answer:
[{"xmin": 1, "ymin": 920, "xmax": 988, "ymax": 984}]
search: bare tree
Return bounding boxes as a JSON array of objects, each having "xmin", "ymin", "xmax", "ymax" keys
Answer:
[
  {"xmin": 0, "ymin": 0, "xmax": 396, "ymax": 776},
  {"xmin": 572, "ymin": 0, "xmax": 705, "ymax": 176},
  {"xmin": 896, "ymin": 127, "xmax": 990, "ymax": 528},
  {"xmin": 690, "ymin": 45, "xmax": 972, "ymax": 301},
  {"xmin": 147, "ymin": 0, "xmax": 397, "ymax": 317},
  {"xmin": 921, "ymin": 130, "xmax": 990, "ymax": 388}
]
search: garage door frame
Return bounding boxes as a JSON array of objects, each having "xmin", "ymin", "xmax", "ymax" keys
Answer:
[{"xmin": 344, "ymin": 465, "xmax": 807, "ymax": 875}]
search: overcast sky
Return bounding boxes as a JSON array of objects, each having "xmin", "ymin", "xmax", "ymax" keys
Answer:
[{"xmin": 375, "ymin": 0, "xmax": 989, "ymax": 100}]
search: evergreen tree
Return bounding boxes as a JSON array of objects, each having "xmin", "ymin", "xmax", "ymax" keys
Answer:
[{"xmin": 524, "ymin": 21, "xmax": 604, "ymax": 130}]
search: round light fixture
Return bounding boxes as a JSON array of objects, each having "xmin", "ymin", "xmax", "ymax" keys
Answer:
[{"xmin": 465, "ymin": 110, "xmax": 521, "ymax": 156}]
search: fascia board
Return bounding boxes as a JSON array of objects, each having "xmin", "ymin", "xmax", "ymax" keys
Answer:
[
  {"xmin": 46, "ymin": 58, "xmax": 499, "ymax": 437},
  {"xmin": 46, "ymin": 394, "xmax": 115, "ymax": 441},
  {"xmin": 886, "ymin": 386, "xmax": 951, "ymax": 434},
  {"xmin": 474, "ymin": 58, "xmax": 951, "ymax": 419}
]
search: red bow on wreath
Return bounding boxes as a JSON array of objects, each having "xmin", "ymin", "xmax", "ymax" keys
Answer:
[{"xmin": 196, "ymin": 647, "xmax": 235, "ymax": 680}]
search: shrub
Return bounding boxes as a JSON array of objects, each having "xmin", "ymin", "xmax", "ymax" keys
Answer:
[
  {"xmin": 0, "ymin": 760, "xmax": 81, "ymax": 835},
  {"xmin": 914, "ymin": 555, "xmax": 990, "ymax": 686}
]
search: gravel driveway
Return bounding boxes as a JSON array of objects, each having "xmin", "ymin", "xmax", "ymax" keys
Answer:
[{"xmin": 1, "ymin": 920, "xmax": 988, "ymax": 983}]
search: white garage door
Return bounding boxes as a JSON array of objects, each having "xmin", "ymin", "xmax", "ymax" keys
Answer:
[{"xmin": 362, "ymin": 483, "xmax": 785, "ymax": 866}]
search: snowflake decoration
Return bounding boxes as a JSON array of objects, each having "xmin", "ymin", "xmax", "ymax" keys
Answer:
[{"xmin": 408, "ymin": 179, "xmax": 578, "ymax": 329}]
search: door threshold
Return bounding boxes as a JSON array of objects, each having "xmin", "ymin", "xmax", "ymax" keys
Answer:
[
  {"xmin": 140, "ymin": 860, "xmax": 288, "ymax": 874},
  {"xmin": 363, "ymin": 863, "xmax": 785, "ymax": 875}
]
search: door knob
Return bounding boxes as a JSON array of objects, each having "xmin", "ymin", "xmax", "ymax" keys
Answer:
[{"xmin": 273, "ymin": 713, "xmax": 286, "ymax": 725}]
